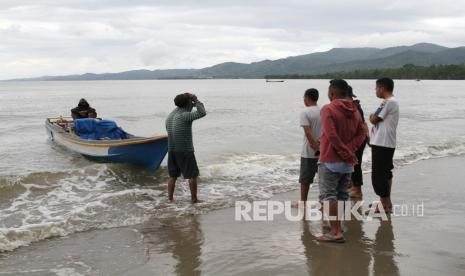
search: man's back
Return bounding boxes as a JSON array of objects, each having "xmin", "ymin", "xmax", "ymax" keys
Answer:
[
  {"xmin": 319, "ymin": 99, "xmax": 366, "ymax": 163},
  {"xmin": 71, "ymin": 99, "xmax": 97, "ymax": 119},
  {"xmin": 71, "ymin": 106, "xmax": 97, "ymax": 119},
  {"xmin": 165, "ymin": 93, "xmax": 206, "ymax": 204},
  {"xmin": 165, "ymin": 101, "xmax": 206, "ymax": 152}
]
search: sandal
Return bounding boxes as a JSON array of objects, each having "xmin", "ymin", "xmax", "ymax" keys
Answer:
[{"xmin": 317, "ymin": 233, "xmax": 345, "ymax": 243}]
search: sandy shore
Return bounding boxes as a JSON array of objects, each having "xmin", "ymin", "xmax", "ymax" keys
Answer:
[{"xmin": 1, "ymin": 156, "xmax": 465, "ymax": 276}]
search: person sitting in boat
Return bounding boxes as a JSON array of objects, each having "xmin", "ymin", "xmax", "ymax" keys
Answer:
[{"xmin": 71, "ymin": 98, "xmax": 97, "ymax": 120}]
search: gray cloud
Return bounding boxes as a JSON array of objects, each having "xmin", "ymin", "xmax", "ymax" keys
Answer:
[{"xmin": 1, "ymin": 0, "xmax": 465, "ymax": 79}]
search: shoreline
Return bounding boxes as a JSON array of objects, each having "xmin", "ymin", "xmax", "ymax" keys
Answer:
[{"xmin": 1, "ymin": 155, "xmax": 465, "ymax": 275}]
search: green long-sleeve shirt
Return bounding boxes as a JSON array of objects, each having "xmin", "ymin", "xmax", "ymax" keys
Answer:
[{"xmin": 165, "ymin": 101, "xmax": 206, "ymax": 152}]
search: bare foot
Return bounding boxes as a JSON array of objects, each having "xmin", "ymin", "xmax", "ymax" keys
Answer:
[
  {"xmin": 317, "ymin": 233, "xmax": 345, "ymax": 243},
  {"xmin": 366, "ymin": 202, "xmax": 391, "ymax": 214},
  {"xmin": 347, "ymin": 181, "xmax": 354, "ymax": 190},
  {"xmin": 349, "ymin": 191, "xmax": 363, "ymax": 199},
  {"xmin": 349, "ymin": 186, "xmax": 363, "ymax": 198},
  {"xmin": 192, "ymin": 199, "xmax": 202, "ymax": 204}
]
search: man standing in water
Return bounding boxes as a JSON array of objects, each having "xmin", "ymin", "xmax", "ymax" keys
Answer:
[
  {"xmin": 369, "ymin": 78, "xmax": 399, "ymax": 213},
  {"xmin": 296, "ymin": 88, "xmax": 321, "ymax": 206},
  {"xmin": 347, "ymin": 86, "xmax": 369, "ymax": 199},
  {"xmin": 318, "ymin": 80, "xmax": 366, "ymax": 243},
  {"xmin": 166, "ymin": 93, "xmax": 206, "ymax": 203}
]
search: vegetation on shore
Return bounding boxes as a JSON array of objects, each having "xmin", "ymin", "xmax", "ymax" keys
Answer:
[{"xmin": 265, "ymin": 64, "xmax": 465, "ymax": 80}]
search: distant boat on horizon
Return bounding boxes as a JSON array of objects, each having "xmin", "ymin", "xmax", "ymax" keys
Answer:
[{"xmin": 266, "ymin": 79, "xmax": 285, "ymax": 82}]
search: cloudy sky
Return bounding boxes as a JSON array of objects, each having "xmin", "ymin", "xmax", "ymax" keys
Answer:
[{"xmin": 1, "ymin": 0, "xmax": 465, "ymax": 79}]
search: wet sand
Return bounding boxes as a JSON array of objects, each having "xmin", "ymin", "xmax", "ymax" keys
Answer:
[{"xmin": 1, "ymin": 156, "xmax": 465, "ymax": 276}]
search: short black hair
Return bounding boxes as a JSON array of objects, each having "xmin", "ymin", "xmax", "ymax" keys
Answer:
[
  {"xmin": 174, "ymin": 93, "xmax": 190, "ymax": 108},
  {"xmin": 347, "ymin": 85, "xmax": 356, "ymax": 98},
  {"xmin": 329, "ymin": 79, "xmax": 349, "ymax": 98},
  {"xmin": 304, "ymin": 88, "xmax": 319, "ymax": 102},
  {"xmin": 376, "ymin": 78, "xmax": 394, "ymax": 91}
]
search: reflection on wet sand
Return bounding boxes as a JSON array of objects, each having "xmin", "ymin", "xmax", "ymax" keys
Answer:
[
  {"xmin": 302, "ymin": 211, "xmax": 399, "ymax": 275},
  {"xmin": 141, "ymin": 216, "xmax": 203, "ymax": 275},
  {"xmin": 373, "ymin": 219, "xmax": 399, "ymax": 276}
]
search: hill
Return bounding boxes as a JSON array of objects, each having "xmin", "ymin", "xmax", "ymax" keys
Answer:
[{"xmin": 7, "ymin": 43, "xmax": 465, "ymax": 81}]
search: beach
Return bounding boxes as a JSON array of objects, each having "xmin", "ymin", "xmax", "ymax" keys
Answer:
[
  {"xmin": 1, "ymin": 79, "xmax": 465, "ymax": 275},
  {"xmin": 1, "ymin": 155, "xmax": 464, "ymax": 275},
  {"xmin": 2, "ymin": 0, "xmax": 465, "ymax": 274}
]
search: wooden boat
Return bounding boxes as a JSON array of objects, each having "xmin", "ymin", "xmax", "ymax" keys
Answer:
[
  {"xmin": 266, "ymin": 79, "xmax": 285, "ymax": 82},
  {"xmin": 45, "ymin": 117, "xmax": 168, "ymax": 170}
]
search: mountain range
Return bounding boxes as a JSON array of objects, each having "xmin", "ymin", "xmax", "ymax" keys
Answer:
[{"xmin": 9, "ymin": 43, "xmax": 465, "ymax": 81}]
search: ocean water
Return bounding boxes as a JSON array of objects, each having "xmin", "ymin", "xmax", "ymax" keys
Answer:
[{"xmin": 0, "ymin": 79, "xmax": 464, "ymax": 251}]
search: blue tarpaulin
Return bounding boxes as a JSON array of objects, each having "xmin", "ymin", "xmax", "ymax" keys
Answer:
[{"xmin": 74, "ymin": 118, "xmax": 127, "ymax": 140}]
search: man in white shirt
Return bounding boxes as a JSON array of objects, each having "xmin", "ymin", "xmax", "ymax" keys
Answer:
[
  {"xmin": 297, "ymin": 88, "xmax": 321, "ymax": 206},
  {"xmin": 369, "ymin": 78, "xmax": 399, "ymax": 213}
]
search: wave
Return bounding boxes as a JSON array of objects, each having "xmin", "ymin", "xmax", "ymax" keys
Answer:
[{"xmin": 0, "ymin": 167, "xmax": 170, "ymax": 251}]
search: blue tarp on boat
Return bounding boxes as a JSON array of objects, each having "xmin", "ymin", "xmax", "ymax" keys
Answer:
[{"xmin": 74, "ymin": 118, "xmax": 127, "ymax": 140}]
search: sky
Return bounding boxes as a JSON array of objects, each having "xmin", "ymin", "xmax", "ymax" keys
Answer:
[{"xmin": 1, "ymin": 0, "xmax": 465, "ymax": 79}]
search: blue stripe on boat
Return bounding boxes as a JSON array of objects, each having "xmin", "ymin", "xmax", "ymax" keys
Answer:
[{"xmin": 107, "ymin": 138, "xmax": 168, "ymax": 170}]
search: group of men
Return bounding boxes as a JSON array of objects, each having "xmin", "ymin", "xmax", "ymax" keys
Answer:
[
  {"xmin": 75, "ymin": 81, "xmax": 398, "ymax": 244},
  {"xmin": 298, "ymin": 78, "xmax": 399, "ymax": 243}
]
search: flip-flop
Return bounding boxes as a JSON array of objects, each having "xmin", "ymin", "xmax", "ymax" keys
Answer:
[
  {"xmin": 322, "ymin": 224, "xmax": 345, "ymax": 233},
  {"xmin": 317, "ymin": 233, "xmax": 345, "ymax": 243}
]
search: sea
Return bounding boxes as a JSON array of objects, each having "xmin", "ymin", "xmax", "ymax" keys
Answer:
[{"xmin": 1, "ymin": 79, "xmax": 464, "ymax": 251}]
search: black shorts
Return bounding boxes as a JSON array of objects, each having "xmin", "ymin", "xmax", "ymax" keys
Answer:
[
  {"xmin": 371, "ymin": 145, "xmax": 395, "ymax": 197},
  {"xmin": 168, "ymin": 151, "xmax": 199, "ymax": 179},
  {"xmin": 299, "ymin": 157, "xmax": 318, "ymax": 185},
  {"xmin": 351, "ymin": 140, "xmax": 367, "ymax": 187}
]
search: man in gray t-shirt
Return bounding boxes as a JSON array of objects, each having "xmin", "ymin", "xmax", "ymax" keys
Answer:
[{"xmin": 296, "ymin": 88, "xmax": 321, "ymax": 206}]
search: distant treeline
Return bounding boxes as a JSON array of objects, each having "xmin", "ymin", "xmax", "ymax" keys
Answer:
[{"xmin": 265, "ymin": 64, "xmax": 465, "ymax": 80}]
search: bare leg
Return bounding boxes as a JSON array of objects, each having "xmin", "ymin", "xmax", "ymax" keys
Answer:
[
  {"xmin": 318, "ymin": 200, "xmax": 344, "ymax": 241},
  {"xmin": 350, "ymin": 185, "xmax": 363, "ymax": 198},
  {"xmin": 168, "ymin": 177, "xmax": 177, "ymax": 202},
  {"xmin": 376, "ymin": 179, "xmax": 393, "ymax": 212},
  {"xmin": 387, "ymin": 179, "xmax": 393, "ymax": 210},
  {"xmin": 301, "ymin": 183, "xmax": 310, "ymax": 202},
  {"xmin": 347, "ymin": 180, "xmax": 353, "ymax": 190},
  {"xmin": 189, "ymin": 177, "xmax": 199, "ymax": 203},
  {"xmin": 291, "ymin": 183, "xmax": 310, "ymax": 208},
  {"xmin": 328, "ymin": 200, "xmax": 343, "ymax": 237},
  {"xmin": 372, "ymin": 197, "xmax": 391, "ymax": 214}
]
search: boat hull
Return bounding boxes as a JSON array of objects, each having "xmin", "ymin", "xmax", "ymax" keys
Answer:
[{"xmin": 46, "ymin": 118, "xmax": 168, "ymax": 170}]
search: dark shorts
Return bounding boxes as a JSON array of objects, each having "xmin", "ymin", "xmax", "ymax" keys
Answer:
[
  {"xmin": 371, "ymin": 145, "xmax": 395, "ymax": 197},
  {"xmin": 168, "ymin": 151, "xmax": 199, "ymax": 179},
  {"xmin": 299, "ymin": 157, "xmax": 318, "ymax": 185},
  {"xmin": 351, "ymin": 140, "xmax": 367, "ymax": 187}
]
